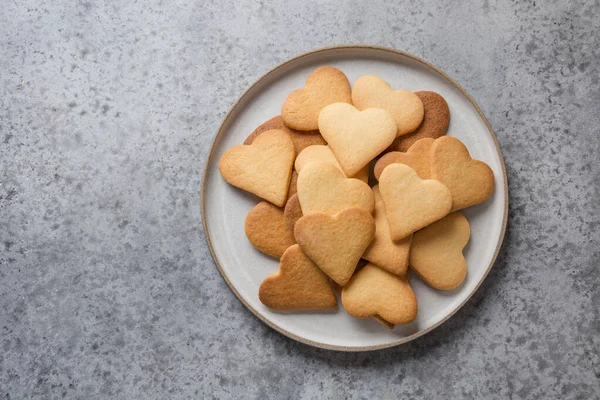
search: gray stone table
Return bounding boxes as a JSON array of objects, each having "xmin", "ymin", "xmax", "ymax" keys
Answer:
[{"xmin": 1, "ymin": 1, "xmax": 599, "ymax": 398}]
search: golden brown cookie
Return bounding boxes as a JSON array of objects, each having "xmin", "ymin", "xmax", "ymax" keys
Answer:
[
  {"xmin": 430, "ymin": 136, "xmax": 495, "ymax": 211},
  {"xmin": 295, "ymin": 208, "xmax": 376, "ymax": 286},
  {"xmin": 329, "ymin": 260, "xmax": 391, "ymax": 328},
  {"xmin": 341, "ymin": 263, "xmax": 418, "ymax": 324},
  {"xmin": 318, "ymin": 103, "xmax": 397, "ymax": 176},
  {"xmin": 374, "ymin": 138, "xmax": 435, "ymax": 181},
  {"xmin": 259, "ymin": 244, "xmax": 337, "ymax": 311},
  {"xmin": 362, "ymin": 186, "xmax": 411, "ymax": 276},
  {"xmin": 352, "ymin": 76, "xmax": 424, "ymax": 137},
  {"xmin": 295, "ymin": 145, "xmax": 369, "ymax": 183},
  {"xmin": 281, "ymin": 66, "xmax": 352, "ymax": 131},
  {"xmin": 379, "ymin": 163, "xmax": 452, "ymax": 241},
  {"xmin": 244, "ymin": 116, "xmax": 326, "ymax": 154},
  {"xmin": 245, "ymin": 201, "xmax": 296, "ymax": 258},
  {"xmin": 409, "ymin": 211, "xmax": 470, "ymax": 290},
  {"xmin": 287, "ymin": 170, "xmax": 298, "ymax": 200},
  {"xmin": 283, "ymin": 193, "xmax": 303, "ymax": 236},
  {"xmin": 219, "ymin": 129, "xmax": 295, "ymax": 207},
  {"xmin": 296, "ymin": 161, "xmax": 374, "ymax": 216},
  {"xmin": 391, "ymin": 91, "xmax": 450, "ymax": 152}
]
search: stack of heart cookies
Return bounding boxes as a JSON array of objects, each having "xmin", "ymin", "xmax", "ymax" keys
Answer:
[{"xmin": 218, "ymin": 66, "xmax": 494, "ymax": 328}]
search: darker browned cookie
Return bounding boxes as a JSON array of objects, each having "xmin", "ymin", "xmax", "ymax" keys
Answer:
[
  {"xmin": 287, "ymin": 170, "xmax": 298, "ymax": 200},
  {"xmin": 283, "ymin": 194, "xmax": 303, "ymax": 237},
  {"xmin": 390, "ymin": 91, "xmax": 450, "ymax": 152},
  {"xmin": 244, "ymin": 116, "xmax": 326, "ymax": 155}
]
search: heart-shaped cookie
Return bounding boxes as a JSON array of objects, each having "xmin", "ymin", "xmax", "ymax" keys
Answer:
[
  {"xmin": 430, "ymin": 136, "xmax": 495, "ymax": 211},
  {"xmin": 328, "ymin": 260, "xmax": 392, "ymax": 328},
  {"xmin": 244, "ymin": 115, "xmax": 326, "ymax": 154},
  {"xmin": 362, "ymin": 186, "xmax": 412, "ymax": 276},
  {"xmin": 352, "ymin": 76, "xmax": 424, "ymax": 137},
  {"xmin": 296, "ymin": 161, "xmax": 374, "ymax": 216},
  {"xmin": 379, "ymin": 163, "xmax": 452, "ymax": 241},
  {"xmin": 409, "ymin": 211, "xmax": 470, "ymax": 290},
  {"xmin": 341, "ymin": 263, "xmax": 418, "ymax": 324},
  {"xmin": 391, "ymin": 91, "xmax": 450, "ymax": 151},
  {"xmin": 295, "ymin": 145, "xmax": 369, "ymax": 183},
  {"xmin": 219, "ymin": 129, "xmax": 295, "ymax": 207},
  {"xmin": 245, "ymin": 201, "xmax": 296, "ymax": 259},
  {"xmin": 259, "ymin": 244, "xmax": 337, "ymax": 311},
  {"xmin": 374, "ymin": 138, "xmax": 435, "ymax": 180},
  {"xmin": 318, "ymin": 103, "xmax": 397, "ymax": 176},
  {"xmin": 281, "ymin": 66, "xmax": 352, "ymax": 131},
  {"xmin": 283, "ymin": 193, "xmax": 303, "ymax": 236},
  {"xmin": 295, "ymin": 208, "xmax": 375, "ymax": 286}
]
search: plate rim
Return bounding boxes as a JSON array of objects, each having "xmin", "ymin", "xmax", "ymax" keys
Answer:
[{"xmin": 200, "ymin": 44, "xmax": 509, "ymax": 352}]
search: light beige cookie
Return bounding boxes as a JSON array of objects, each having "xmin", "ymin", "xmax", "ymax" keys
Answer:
[
  {"xmin": 341, "ymin": 263, "xmax": 418, "ymax": 324},
  {"xmin": 283, "ymin": 193, "xmax": 303, "ymax": 236},
  {"xmin": 430, "ymin": 136, "xmax": 495, "ymax": 211},
  {"xmin": 296, "ymin": 161, "xmax": 374, "ymax": 216},
  {"xmin": 391, "ymin": 91, "xmax": 450, "ymax": 152},
  {"xmin": 281, "ymin": 66, "xmax": 352, "ymax": 131},
  {"xmin": 409, "ymin": 211, "xmax": 470, "ymax": 290},
  {"xmin": 219, "ymin": 129, "xmax": 295, "ymax": 207},
  {"xmin": 362, "ymin": 186, "xmax": 412, "ymax": 276},
  {"xmin": 295, "ymin": 145, "xmax": 369, "ymax": 183},
  {"xmin": 352, "ymin": 76, "xmax": 424, "ymax": 137},
  {"xmin": 318, "ymin": 103, "xmax": 397, "ymax": 177},
  {"xmin": 379, "ymin": 163, "xmax": 452, "ymax": 241},
  {"xmin": 295, "ymin": 208, "xmax": 375, "ymax": 286},
  {"xmin": 374, "ymin": 138, "xmax": 435, "ymax": 180},
  {"xmin": 244, "ymin": 115, "xmax": 326, "ymax": 154},
  {"xmin": 259, "ymin": 244, "xmax": 337, "ymax": 311},
  {"xmin": 245, "ymin": 201, "xmax": 296, "ymax": 259}
]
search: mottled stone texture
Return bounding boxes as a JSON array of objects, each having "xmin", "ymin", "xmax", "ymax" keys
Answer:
[{"xmin": 1, "ymin": 0, "xmax": 599, "ymax": 398}]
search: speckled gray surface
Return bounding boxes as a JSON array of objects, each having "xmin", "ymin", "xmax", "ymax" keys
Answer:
[{"xmin": 1, "ymin": 0, "xmax": 599, "ymax": 398}]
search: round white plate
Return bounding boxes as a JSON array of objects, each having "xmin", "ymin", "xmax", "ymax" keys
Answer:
[{"xmin": 202, "ymin": 46, "xmax": 508, "ymax": 351}]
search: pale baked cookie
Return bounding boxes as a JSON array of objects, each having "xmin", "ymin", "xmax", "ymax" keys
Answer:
[
  {"xmin": 409, "ymin": 211, "xmax": 470, "ymax": 290},
  {"xmin": 244, "ymin": 201, "xmax": 296, "ymax": 259},
  {"xmin": 296, "ymin": 161, "xmax": 374, "ymax": 216},
  {"xmin": 295, "ymin": 208, "xmax": 376, "ymax": 286},
  {"xmin": 244, "ymin": 115, "xmax": 326, "ymax": 154},
  {"xmin": 430, "ymin": 136, "xmax": 495, "ymax": 211},
  {"xmin": 352, "ymin": 76, "xmax": 424, "ymax": 137},
  {"xmin": 281, "ymin": 66, "xmax": 352, "ymax": 131},
  {"xmin": 318, "ymin": 103, "xmax": 397, "ymax": 176},
  {"xmin": 295, "ymin": 145, "xmax": 369, "ymax": 184},
  {"xmin": 379, "ymin": 163, "xmax": 452, "ymax": 241},
  {"xmin": 219, "ymin": 129, "xmax": 295, "ymax": 207},
  {"xmin": 374, "ymin": 138, "xmax": 435, "ymax": 181},
  {"xmin": 283, "ymin": 194, "xmax": 303, "ymax": 236},
  {"xmin": 341, "ymin": 263, "xmax": 418, "ymax": 324},
  {"xmin": 362, "ymin": 186, "xmax": 411, "ymax": 276},
  {"xmin": 391, "ymin": 91, "xmax": 450, "ymax": 152},
  {"xmin": 259, "ymin": 244, "xmax": 337, "ymax": 311}
]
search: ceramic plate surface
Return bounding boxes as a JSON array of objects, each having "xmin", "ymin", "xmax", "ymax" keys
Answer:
[{"xmin": 202, "ymin": 46, "xmax": 507, "ymax": 351}]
